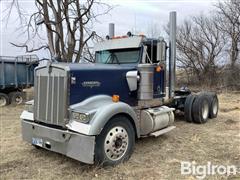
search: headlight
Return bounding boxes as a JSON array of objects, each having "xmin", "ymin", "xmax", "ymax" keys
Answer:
[{"xmin": 71, "ymin": 112, "xmax": 89, "ymax": 123}]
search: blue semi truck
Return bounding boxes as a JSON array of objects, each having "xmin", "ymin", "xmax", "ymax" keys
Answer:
[
  {"xmin": 20, "ymin": 12, "xmax": 219, "ymax": 165},
  {"xmin": 0, "ymin": 55, "xmax": 38, "ymax": 106}
]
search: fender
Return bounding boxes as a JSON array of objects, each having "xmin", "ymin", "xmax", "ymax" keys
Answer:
[{"xmin": 67, "ymin": 95, "xmax": 140, "ymax": 137}]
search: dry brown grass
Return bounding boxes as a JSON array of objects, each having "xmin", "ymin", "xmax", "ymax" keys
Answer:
[{"xmin": 0, "ymin": 93, "xmax": 239, "ymax": 180}]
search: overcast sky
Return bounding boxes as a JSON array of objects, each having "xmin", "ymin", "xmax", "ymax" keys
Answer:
[{"xmin": 0, "ymin": 0, "xmax": 219, "ymax": 58}]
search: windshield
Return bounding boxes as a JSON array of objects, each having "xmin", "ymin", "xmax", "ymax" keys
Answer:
[{"xmin": 95, "ymin": 48, "xmax": 140, "ymax": 64}]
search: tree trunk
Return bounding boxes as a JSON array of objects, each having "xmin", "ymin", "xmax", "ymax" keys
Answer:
[
  {"xmin": 42, "ymin": 0, "xmax": 55, "ymax": 57},
  {"xmin": 230, "ymin": 38, "xmax": 239, "ymax": 68}
]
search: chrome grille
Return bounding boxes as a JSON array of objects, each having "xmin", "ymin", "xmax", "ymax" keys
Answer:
[{"xmin": 34, "ymin": 67, "xmax": 68, "ymax": 126}]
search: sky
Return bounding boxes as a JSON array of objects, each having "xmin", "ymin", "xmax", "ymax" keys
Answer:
[{"xmin": 0, "ymin": 0, "xmax": 220, "ymax": 59}]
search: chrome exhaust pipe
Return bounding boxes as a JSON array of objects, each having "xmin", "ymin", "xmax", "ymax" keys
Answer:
[
  {"xmin": 169, "ymin": 11, "xmax": 176, "ymax": 98},
  {"xmin": 109, "ymin": 23, "xmax": 115, "ymax": 39}
]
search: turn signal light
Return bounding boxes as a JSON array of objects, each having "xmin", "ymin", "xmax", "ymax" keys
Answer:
[
  {"xmin": 156, "ymin": 66, "xmax": 161, "ymax": 72},
  {"xmin": 112, "ymin": 95, "xmax": 120, "ymax": 102}
]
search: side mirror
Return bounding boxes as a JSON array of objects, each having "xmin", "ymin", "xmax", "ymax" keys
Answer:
[{"xmin": 157, "ymin": 39, "xmax": 167, "ymax": 63}]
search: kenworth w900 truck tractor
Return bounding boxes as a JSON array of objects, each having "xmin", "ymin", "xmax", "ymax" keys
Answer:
[{"xmin": 20, "ymin": 12, "xmax": 219, "ymax": 165}]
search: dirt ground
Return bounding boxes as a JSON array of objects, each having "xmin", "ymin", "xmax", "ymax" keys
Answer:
[{"xmin": 0, "ymin": 92, "xmax": 239, "ymax": 180}]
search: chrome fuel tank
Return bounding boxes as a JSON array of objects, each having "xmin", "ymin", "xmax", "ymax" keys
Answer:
[{"xmin": 140, "ymin": 106, "xmax": 174, "ymax": 135}]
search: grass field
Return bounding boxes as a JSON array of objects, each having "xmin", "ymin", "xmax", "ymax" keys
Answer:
[{"xmin": 0, "ymin": 93, "xmax": 239, "ymax": 180}]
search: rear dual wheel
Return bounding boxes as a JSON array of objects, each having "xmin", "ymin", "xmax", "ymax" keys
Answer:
[
  {"xmin": 210, "ymin": 96, "xmax": 218, "ymax": 118},
  {"xmin": 192, "ymin": 94, "xmax": 210, "ymax": 123},
  {"xmin": 202, "ymin": 92, "xmax": 219, "ymax": 118},
  {"xmin": 184, "ymin": 92, "xmax": 219, "ymax": 124},
  {"xmin": 184, "ymin": 94, "xmax": 196, "ymax": 122}
]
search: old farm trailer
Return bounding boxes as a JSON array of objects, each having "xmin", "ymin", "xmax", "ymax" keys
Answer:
[
  {"xmin": 0, "ymin": 55, "xmax": 38, "ymax": 106},
  {"xmin": 20, "ymin": 12, "xmax": 219, "ymax": 166}
]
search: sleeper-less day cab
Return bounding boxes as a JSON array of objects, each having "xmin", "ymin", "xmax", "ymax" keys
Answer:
[{"xmin": 20, "ymin": 12, "xmax": 219, "ymax": 166}]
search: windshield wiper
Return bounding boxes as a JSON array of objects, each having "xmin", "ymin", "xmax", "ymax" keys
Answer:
[
  {"xmin": 112, "ymin": 53, "xmax": 120, "ymax": 64},
  {"xmin": 105, "ymin": 53, "xmax": 120, "ymax": 64},
  {"xmin": 105, "ymin": 53, "xmax": 112, "ymax": 64}
]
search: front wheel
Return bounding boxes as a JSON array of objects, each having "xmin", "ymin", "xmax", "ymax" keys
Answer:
[{"xmin": 95, "ymin": 116, "xmax": 135, "ymax": 166}]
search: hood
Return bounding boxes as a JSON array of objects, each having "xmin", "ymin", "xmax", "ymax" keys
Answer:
[{"xmin": 66, "ymin": 63, "xmax": 138, "ymax": 106}]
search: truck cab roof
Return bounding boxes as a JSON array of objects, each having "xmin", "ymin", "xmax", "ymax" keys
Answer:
[{"xmin": 94, "ymin": 36, "xmax": 144, "ymax": 52}]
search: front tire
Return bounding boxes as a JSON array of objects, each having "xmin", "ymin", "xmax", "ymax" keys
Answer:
[{"xmin": 95, "ymin": 115, "xmax": 135, "ymax": 166}]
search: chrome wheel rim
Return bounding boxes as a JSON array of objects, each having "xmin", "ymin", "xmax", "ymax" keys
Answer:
[
  {"xmin": 202, "ymin": 101, "xmax": 209, "ymax": 120},
  {"xmin": 212, "ymin": 99, "xmax": 218, "ymax": 115},
  {"xmin": 0, "ymin": 97, "xmax": 6, "ymax": 106},
  {"xmin": 15, "ymin": 95, "xmax": 23, "ymax": 104},
  {"xmin": 104, "ymin": 126, "xmax": 129, "ymax": 161}
]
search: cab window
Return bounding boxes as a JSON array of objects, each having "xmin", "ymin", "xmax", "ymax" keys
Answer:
[{"xmin": 95, "ymin": 48, "xmax": 140, "ymax": 64}]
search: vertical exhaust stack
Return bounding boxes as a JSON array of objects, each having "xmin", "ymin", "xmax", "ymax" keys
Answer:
[
  {"xmin": 169, "ymin": 11, "xmax": 176, "ymax": 99},
  {"xmin": 109, "ymin": 23, "xmax": 115, "ymax": 39}
]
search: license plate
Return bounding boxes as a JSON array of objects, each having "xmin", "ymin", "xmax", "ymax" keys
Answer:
[{"xmin": 32, "ymin": 137, "xmax": 43, "ymax": 147}]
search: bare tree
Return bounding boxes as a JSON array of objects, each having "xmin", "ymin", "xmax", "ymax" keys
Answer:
[
  {"xmin": 215, "ymin": 0, "xmax": 240, "ymax": 67},
  {"xmin": 176, "ymin": 15, "xmax": 225, "ymax": 85},
  {"xmin": 6, "ymin": 0, "xmax": 111, "ymax": 62}
]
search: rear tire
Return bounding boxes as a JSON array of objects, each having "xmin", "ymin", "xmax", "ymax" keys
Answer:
[
  {"xmin": 184, "ymin": 94, "xmax": 196, "ymax": 122},
  {"xmin": 95, "ymin": 115, "xmax": 135, "ymax": 166},
  {"xmin": 209, "ymin": 95, "xmax": 218, "ymax": 118},
  {"xmin": 203, "ymin": 92, "xmax": 219, "ymax": 119},
  {"xmin": 0, "ymin": 93, "xmax": 9, "ymax": 107},
  {"xmin": 192, "ymin": 94, "xmax": 210, "ymax": 124},
  {"xmin": 9, "ymin": 91, "xmax": 24, "ymax": 105}
]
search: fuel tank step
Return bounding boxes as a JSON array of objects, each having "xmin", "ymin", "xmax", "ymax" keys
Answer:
[
  {"xmin": 140, "ymin": 106, "xmax": 175, "ymax": 136},
  {"xmin": 150, "ymin": 126, "xmax": 176, "ymax": 137}
]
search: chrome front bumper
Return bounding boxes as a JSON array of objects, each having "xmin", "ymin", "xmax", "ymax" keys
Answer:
[{"xmin": 21, "ymin": 120, "xmax": 95, "ymax": 164}]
